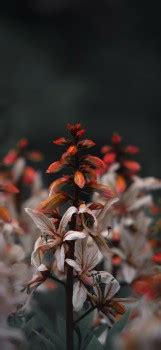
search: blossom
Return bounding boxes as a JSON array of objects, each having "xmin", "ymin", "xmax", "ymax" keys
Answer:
[
  {"xmin": 66, "ymin": 238, "xmax": 118, "ymax": 311},
  {"xmin": 25, "ymin": 206, "xmax": 86, "ymax": 271}
]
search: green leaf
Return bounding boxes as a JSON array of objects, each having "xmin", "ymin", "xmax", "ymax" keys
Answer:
[
  {"xmin": 85, "ymin": 335, "xmax": 104, "ymax": 350},
  {"xmin": 104, "ymin": 311, "xmax": 130, "ymax": 349}
]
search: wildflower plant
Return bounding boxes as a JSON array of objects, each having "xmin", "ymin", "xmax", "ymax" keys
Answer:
[{"xmin": 24, "ymin": 123, "xmax": 126, "ymax": 350}]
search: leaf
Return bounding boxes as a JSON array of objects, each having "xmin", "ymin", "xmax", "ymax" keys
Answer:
[
  {"xmin": 85, "ymin": 335, "xmax": 104, "ymax": 350},
  {"xmin": 103, "ymin": 153, "xmax": 116, "ymax": 164},
  {"xmin": 111, "ymin": 133, "xmax": 122, "ymax": 144},
  {"xmin": 49, "ymin": 176, "xmax": 70, "ymax": 194},
  {"xmin": 0, "ymin": 182, "xmax": 19, "ymax": 194},
  {"xmin": 74, "ymin": 171, "xmax": 86, "ymax": 188},
  {"xmin": 53, "ymin": 137, "xmax": 69, "ymax": 146},
  {"xmin": 78, "ymin": 140, "xmax": 96, "ymax": 148},
  {"xmin": 104, "ymin": 310, "xmax": 130, "ymax": 349},
  {"xmin": 0, "ymin": 206, "xmax": 12, "ymax": 222},
  {"xmin": 123, "ymin": 160, "xmax": 141, "ymax": 172},
  {"xmin": 83, "ymin": 156, "xmax": 105, "ymax": 169},
  {"xmin": 37, "ymin": 192, "xmax": 68, "ymax": 211},
  {"xmin": 46, "ymin": 161, "xmax": 64, "ymax": 173}
]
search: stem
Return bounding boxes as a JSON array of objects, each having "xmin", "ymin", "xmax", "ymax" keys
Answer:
[{"xmin": 66, "ymin": 143, "xmax": 79, "ymax": 350}]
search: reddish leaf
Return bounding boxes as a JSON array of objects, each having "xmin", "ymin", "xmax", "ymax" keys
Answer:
[
  {"xmin": 116, "ymin": 175, "xmax": 126, "ymax": 193},
  {"xmin": 37, "ymin": 192, "xmax": 68, "ymax": 211},
  {"xmin": 3, "ymin": 150, "xmax": 18, "ymax": 165},
  {"xmin": 67, "ymin": 123, "xmax": 81, "ymax": 135},
  {"xmin": 83, "ymin": 155, "xmax": 105, "ymax": 169},
  {"xmin": 17, "ymin": 138, "xmax": 29, "ymax": 149},
  {"xmin": 46, "ymin": 161, "xmax": 64, "ymax": 173},
  {"xmin": 112, "ymin": 133, "xmax": 122, "ymax": 144},
  {"xmin": 0, "ymin": 182, "xmax": 19, "ymax": 194},
  {"xmin": 87, "ymin": 181, "xmax": 115, "ymax": 198},
  {"xmin": 66, "ymin": 145, "xmax": 77, "ymax": 156},
  {"xmin": 27, "ymin": 151, "xmax": 44, "ymax": 161},
  {"xmin": 53, "ymin": 137, "xmax": 69, "ymax": 146},
  {"xmin": 76, "ymin": 129, "xmax": 85, "ymax": 138},
  {"xmin": 123, "ymin": 160, "xmax": 141, "ymax": 172},
  {"xmin": 0, "ymin": 206, "xmax": 12, "ymax": 223},
  {"xmin": 88, "ymin": 202, "xmax": 104, "ymax": 210},
  {"xmin": 23, "ymin": 167, "xmax": 37, "ymax": 185},
  {"xmin": 74, "ymin": 171, "xmax": 86, "ymax": 188},
  {"xmin": 101, "ymin": 145, "xmax": 112, "ymax": 154},
  {"xmin": 152, "ymin": 252, "xmax": 161, "ymax": 264},
  {"xmin": 49, "ymin": 176, "xmax": 70, "ymax": 194},
  {"xmin": 124, "ymin": 145, "xmax": 140, "ymax": 154},
  {"xmin": 78, "ymin": 139, "xmax": 96, "ymax": 148},
  {"xmin": 103, "ymin": 152, "xmax": 116, "ymax": 164}
]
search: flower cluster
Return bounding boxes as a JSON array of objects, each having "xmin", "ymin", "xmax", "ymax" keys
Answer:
[
  {"xmin": 25, "ymin": 123, "xmax": 125, "ymax": 326},
  {"xmin": 99, "ymin": 132, "xmax": 140, "ymax": 193}
]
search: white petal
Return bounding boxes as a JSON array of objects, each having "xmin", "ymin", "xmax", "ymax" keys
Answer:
[
  {"xmin": 65, "ymin": 258, "xmax": 82, "ymax": 272},
  {"xmin": 58, "ymin": 206, "xmax": 78, "ymax": 235},
  {"xmin": 103, "ymin": 273, "xmax": 120, "ymax": 300},
  {"xmin": 121, "ymin": 263, "xmax": 137, "ymax": 284},
  {"xmin": 63, "ymin": 230, "xmax": 86, "ymax": 241},
  {"xmin": 73, "ymin": 281, "xmax": 87, "ymax": 311},
  {"xmin": 12, "ymin": 158, "xmax": 25, "ymax": 182},
  {"xmin": 97, "ymin": 197, "xmax": 119, "ymax": 223},
  {"xmin": 128, "ymin": 195, "xmax": 152, "ymax": 211},
  {"xmin": 55, "ymin": 245, "xmax": 65, "ymax": 271},
  {"xmin": 37, "ymin": 264, "xmax": 48, "ymax": 272},
  {"xmin": 25, "ymin": 208, "xmax": 56, "ymax": 235}
]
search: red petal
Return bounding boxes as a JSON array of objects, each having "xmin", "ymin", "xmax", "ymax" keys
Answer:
[
  {"xmin": 123, "ymin": 160, "xmax": 141, "ymax": 172},
  {"xmin": 101, "ymin": 145, "xmax": 112, "ymax": 154},
  {"xmin": 116, "ymin": 175, "xmax": 126, "ymax": 193},
  {"xmin": 17, "ymin": 138, "xmax": 29, "ymax": 149},
  {"xmin": 23, "ymin": 167, "xmax": 37, "ymax": 185},
  {"xmin": 3, "ymin": 150, "xmax": 18, "ymax": 165},
  {"xmin": 103, "ymin": 152, "xmax": 116, "ymax": 164},
  {"xmin": 27, "ymin": 151, "xmax": 44, "ymax": 161},
  {"xmin": 112, "ymin": 133, "xmax": 122, "ymax": 144},
  {"xmin": 152, "ymin": 252, "xmax": 161, "ymax": 264},
  {"xmin": 124, "ymin": 145, "xmax": 140, "ymax": 154}
]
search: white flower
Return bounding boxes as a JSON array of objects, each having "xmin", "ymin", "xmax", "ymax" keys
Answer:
[
  {"xmin": 66, "ymin": 238, "xmax": 117, "ymax": 311},
  {"xmin": 25, "ymin": 206, "xmax": 86, "ymax": 271}
]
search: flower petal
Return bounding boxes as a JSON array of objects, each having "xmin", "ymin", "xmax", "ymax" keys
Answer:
[
  {"xmin": 25, "ymin": 208, "xmax": 56, "ymax": 236},
  {"xmin": 58, "ymin": 206, "xmax": 78, "ymax": 234},
  {"xmin": 63, "ymin": 230, "xmax": 86, "ymax": 241},
  {"xmin": 66, "ymin": 258, "xmax": 82, "ymax": 272},
  {"xmin": 73, "ymin": 281, "xmax": 87, "ymax": 311},
  {"xmin": 55, "ymin": 245, "xmax": 65, "ymax": 271}
]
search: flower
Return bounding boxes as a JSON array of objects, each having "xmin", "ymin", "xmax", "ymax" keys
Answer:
[
  {"xmin": 25, "ymin": 206, "xmax": 86, "ymax": 271},
  {"xmin": 66, "ymin": 238, "xmax": 118, "ymax": 312}
]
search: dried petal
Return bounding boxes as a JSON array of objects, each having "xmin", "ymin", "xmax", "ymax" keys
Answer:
[
  {"xmin": 87, "ymin": 181, "xmax": 115, "ymax": 198},
  {"xmin": 66, "ymin": 145, "xmax": 77, "ymax": 156}
]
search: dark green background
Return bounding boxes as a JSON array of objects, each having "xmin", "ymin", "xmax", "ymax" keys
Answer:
[{"xmin": 0, "ymin": 1, "xmax": 160, "ymax": 177}]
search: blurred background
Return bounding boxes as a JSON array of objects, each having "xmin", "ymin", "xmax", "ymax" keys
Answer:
[{"xmin": 0, "ymin": 0, "xmax": 161, "ymax": 178}]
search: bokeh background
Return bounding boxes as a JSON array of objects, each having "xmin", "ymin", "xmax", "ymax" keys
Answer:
[{"xmin": 0, "ymin": 0, "xmax": 161, "ymax": 179}]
